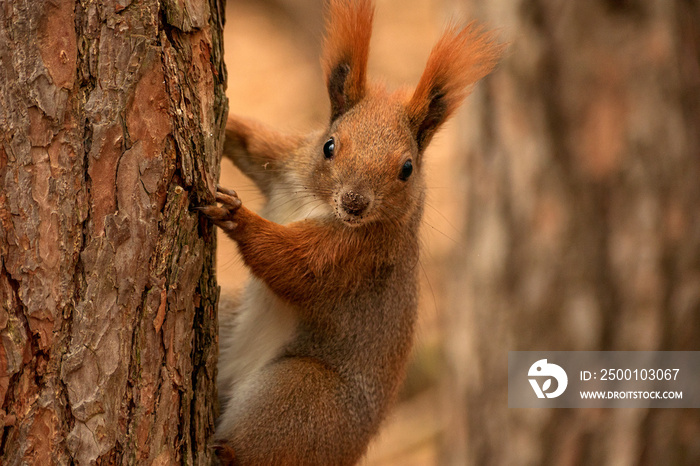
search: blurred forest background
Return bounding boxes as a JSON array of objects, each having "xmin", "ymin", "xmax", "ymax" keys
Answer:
[{"xmin": 219, "ymin": 0, "xmax": 700, "ymax": 464}]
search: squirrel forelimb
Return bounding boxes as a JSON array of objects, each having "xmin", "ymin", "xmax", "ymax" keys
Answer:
[{"xmin": 199, "ymin": 0, "xmax": 504, "ymax": 464}]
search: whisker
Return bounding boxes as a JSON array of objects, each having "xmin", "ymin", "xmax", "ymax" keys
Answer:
[
  {"xmin": 423, "ymin": 201, "xmax": 461, "ymax": 236},
  {"xmin": 421, "ymin": 219, "xmax": 459, "ymax": 246},
  {"xmin": 417, "ymin": 257, "xmax": 439, "ymax": 317}
]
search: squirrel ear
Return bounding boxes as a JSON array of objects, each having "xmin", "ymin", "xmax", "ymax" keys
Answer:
[
  {"xmin": 322, "ymin": 0, "xmax": 374, "ymax": 123},
  {"xmin": 406, "ymin": 23, "xmax": 505, "ymax": 153}
]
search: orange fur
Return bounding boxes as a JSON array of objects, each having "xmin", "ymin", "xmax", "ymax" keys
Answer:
[
  {"xmin": 223, "ymin": 118, "xmax": 304, "ymax": 195},
  {"xmin": 407, "ymin": 23, "xmax": 505, "ymax": 151},
  {"xmin": 321, "ymin": 0, "xmax": 374, "ymax": 121},
  {"xmin": 203, "ymin": 1, "xmax": 504, "ymax": 464},
  {"xmin": 226, "ymin": 204, "xmax": 416, "ymax": 310}
]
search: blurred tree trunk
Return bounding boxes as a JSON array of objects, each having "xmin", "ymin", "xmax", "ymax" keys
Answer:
[
  {"xmin": 0, "ymin": 0, "xmax": 226, "ymax": 463},
  {"xmin": 442, "ymin": 0, "xmax": 700, "ymax": 464}
]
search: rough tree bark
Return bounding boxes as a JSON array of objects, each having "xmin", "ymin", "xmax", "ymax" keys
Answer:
[
  {"xmin": 442, "ymin": 0, "xmax": 700, "ymax": 465},
  {"xmin": 0, "ymin": 0, "xmax": 226, "ymax": 463}
]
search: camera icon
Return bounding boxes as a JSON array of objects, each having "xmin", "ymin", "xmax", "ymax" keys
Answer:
[{"xmin": 528, "ymin": 359, "xmax": 568, "ymax": 399}]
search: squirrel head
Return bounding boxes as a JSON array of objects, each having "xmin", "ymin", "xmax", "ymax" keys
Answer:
[{"xmin": 301, "ymin": 0, "xmax": 504, "ymax": 229}]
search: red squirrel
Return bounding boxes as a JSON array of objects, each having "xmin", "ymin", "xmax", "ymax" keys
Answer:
[{"xmin": 199, "ymin": 0, "xmax": 503, "ymax": 464}]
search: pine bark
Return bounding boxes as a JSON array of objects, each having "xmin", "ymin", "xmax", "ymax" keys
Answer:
[
  {"xmin": 0, "ymin": 0, "xmax": 226, "ymax": 463},
  {"xmin": 442, "ymin": 0, "xmax": 700, "ymax": 464}
]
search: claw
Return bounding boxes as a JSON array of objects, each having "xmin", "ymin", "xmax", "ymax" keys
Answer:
[
  {"xmin": 215, "ymin": 192, "xmax": 242, "ymax": 209},
  {"xmin": 196, "ymin": 205, "xmax": 230, "ymax": 220},
  {"xmin": 193, "ymin": 185, "xmax": 242, "ymax": 232},
  {"xmin": 217, "ymin": 185, "xmax": 238, "ymax": 197}
]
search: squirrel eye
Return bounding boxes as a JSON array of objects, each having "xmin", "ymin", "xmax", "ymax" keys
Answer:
[
  {"xmin": 399, "ymin": 160, "xmax": 413, "ymax": 181},
  {"xmin": 323, "ymin": 137, "xmax": 335, "ymax": 159}
]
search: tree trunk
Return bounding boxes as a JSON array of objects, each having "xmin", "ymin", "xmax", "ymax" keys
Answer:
[
  {"xmin": 442, "ymin": 0, "xmax": 700, "ymax": 464},
  {"xmin": 0, "ymin": 0, "xmax": 226, "ymax": 463}
]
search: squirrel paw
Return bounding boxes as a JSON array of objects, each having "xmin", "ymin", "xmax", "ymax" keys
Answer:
[
  {"xmin": 213, "ymin": 441, "xmax": 237, "ymax": 465},
  {"xmin": 197, "ymin": 185, "xmax": 242, "ymax": 232}
]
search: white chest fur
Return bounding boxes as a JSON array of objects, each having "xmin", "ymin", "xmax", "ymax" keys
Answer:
[{"xmin": 215, "ymin": 173, "xmax": 333, "ymax": 435}]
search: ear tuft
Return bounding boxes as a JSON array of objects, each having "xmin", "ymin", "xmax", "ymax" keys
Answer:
[
  {"xmin": 407, "ymin": 23, "xmax": 506, "ymax": 152},
  {"xmin": 322, "ymin": 0, "xmax": 374, "ymax": 122}
]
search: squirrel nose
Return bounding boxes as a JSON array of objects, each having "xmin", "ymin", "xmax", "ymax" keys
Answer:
[{"xmin": 341, "ymin": 191, "xmax": 371, "ymax": 216}]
